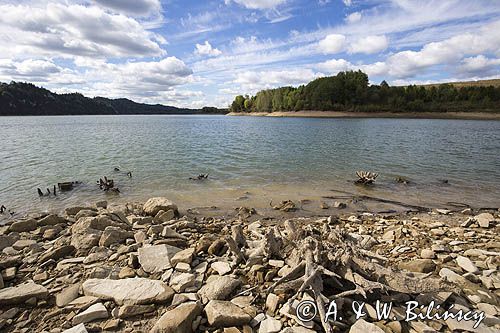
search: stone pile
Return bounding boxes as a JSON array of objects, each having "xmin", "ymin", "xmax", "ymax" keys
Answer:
[{"xmin": 0, "ymin": 197, "xmax": 498, "ymax": 332}]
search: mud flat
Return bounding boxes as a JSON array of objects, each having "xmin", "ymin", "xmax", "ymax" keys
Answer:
[{"xmin": 0, "ymin": 197, "xmax": 498, "ymax": 332}]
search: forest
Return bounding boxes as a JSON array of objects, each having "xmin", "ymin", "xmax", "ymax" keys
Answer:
[
  {"xmin": 230, "ymin": 71, "xmax": 500, "ymax": 113},
  {"xmin": 0, "ymin": 82, "xmax": 226, "ymax": 116}
]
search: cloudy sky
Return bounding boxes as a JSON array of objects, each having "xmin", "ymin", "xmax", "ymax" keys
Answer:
[{"xmin": 0, "ymin": 0, "xmax": 499, "ymax": 108}]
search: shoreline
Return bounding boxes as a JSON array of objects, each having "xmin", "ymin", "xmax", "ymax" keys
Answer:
[
  {"xmin": 0, "ymin": 197, "xmax": 498, "ymax": 332},
  {"xmin": 227, "ymin": 110, "xmax": 500, "ymax": 120}
]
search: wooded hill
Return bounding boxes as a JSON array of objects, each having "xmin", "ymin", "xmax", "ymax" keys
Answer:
[
  {"xmin": 0, "ymin": 81, "xmax": 226, "ymax": 116},
  {"xmin": 230, "ymin": 71, "xmax": 500, "ymax": 113}
]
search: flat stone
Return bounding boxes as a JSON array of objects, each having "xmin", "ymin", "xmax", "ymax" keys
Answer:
[
  {"xmin": 398, "ymin": 259, "xmax": 436, "ymax": 273},
  {"xmin": 56, "ymin": 284, "xmax": 81, "ymax": 307},
  {"xmin": 205, "ymin": 300, "xmax": 252, "ymax": 327},
  {"xmin": 198, "ymin": 275, "xmax": 241, "ymax": 303},
  {"xmin": 143, "ymin": 197, "xmax": 178, "ymax": 217},
  {"xmin": 62, "ymin": 323, "xmax": 88, "ymax": 333},
  {"xmin": 0, "ymin": 235, "xmax": 17, "ymax": 251},
  {"xmin": 474, "ymin": 213, "xmax": 494, "ymax": 228},
  {"xmin": 9, "ymin": 219, "xmax": 37, "ymax": 232},
  {"xmin": 99, "ymin": 226, "xmax": 133, "ymax": 247},
  {"xmin": 38, "ymin": 214, "xmax": 67, "ymax": 226},
  {"xmin": 456, "ymin": 255, "xmax": 479, "ymax": 274},
  {"xmin": 211, "ymin": 261, "xmax": 232, "ymax": 275},
  {"xmin": 72, "ymin": 302, "xmax": 108, "ymax": 325},
  {"xmin": 82, "ymin": 278, "xmax": 174, "ymax": 305},
  {"xmin": 170, "ymin": 247, "xmax": 195, "ymax": 266},
  {"xmin": 12, "ymin": 239, "xmax": 37, "ymax": 250},
  {"xmin": 170, "ymin": 273, "xmax": 196, "ymax": 293},
  {"xmin": 66, "ymin": 206, "xmax": 96, "ymax": 216},
  {"xmin": 150, "ymin": 302, "xmax": 202, "ymax": 333},
  {"xmin": 138, "ymin": 244, "xmax": 181, "ymax": 273},
  {"xmin": 258, "ymin": 317, "xmax": 282, "ymax": 333},
  {"xmin": 154, "ymin": 209, "xmax": 176, "ymax": 223},
  {"xmin": 349, "ymin": 319, "xmax": 385, "ymax": 333},
  {"xmin": 0, "ymin": 281, "xmax": 48, "ymax": 305},
  {"xmin": 39, "ymin": 245, "xmax": 76, "ymax": 263},
  {"xmin": 118, "ymin": 304, "xmax": 155, "ymax": 318}
]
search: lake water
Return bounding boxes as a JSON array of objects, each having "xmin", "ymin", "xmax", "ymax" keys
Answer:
[{"xmin": 1, "ymin": 115, "xmax": 499, "ymax": 218}]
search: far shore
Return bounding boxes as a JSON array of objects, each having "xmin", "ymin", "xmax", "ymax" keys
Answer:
[{"xmin": 228, "ymin": 110, "xmax": 500, "ymax": 120}]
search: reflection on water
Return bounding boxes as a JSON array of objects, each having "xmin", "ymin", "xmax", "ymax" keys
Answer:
[{"xmin": 0, "ymin": 115, "xmax": 499, "ymax": 216}]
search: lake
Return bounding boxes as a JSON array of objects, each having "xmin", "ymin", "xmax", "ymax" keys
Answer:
[{"xmin": 1, "ymin": 115, "xmax": 499, "ymax": 217}]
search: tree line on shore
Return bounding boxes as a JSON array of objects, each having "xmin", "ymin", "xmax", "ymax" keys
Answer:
[
  {"xmin": 0, "ymin": 81, "xmax": 227, "ymax": 116},
  {"xmin": 230, "ymin": 71, "xmax": 500, "ymax": 113}
]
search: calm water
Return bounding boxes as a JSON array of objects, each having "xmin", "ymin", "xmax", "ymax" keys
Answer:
[{"xmin": 1, "ymin": 115, "xmax": 499, "ymax": 217}]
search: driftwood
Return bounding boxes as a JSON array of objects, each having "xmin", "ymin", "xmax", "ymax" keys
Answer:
[{"xmin": 355, "ymin": 170, "xmax": 378, "ymax": 184}]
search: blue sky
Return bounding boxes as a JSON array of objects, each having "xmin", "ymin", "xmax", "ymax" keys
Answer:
[{"xmin": 0, "ymin": 0, "xmax": 499, "ymax": 108}]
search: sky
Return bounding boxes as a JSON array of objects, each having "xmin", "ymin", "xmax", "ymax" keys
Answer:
[{"xmin": 0, "ymin": 0, "xmax": 499, "ymax": 108}]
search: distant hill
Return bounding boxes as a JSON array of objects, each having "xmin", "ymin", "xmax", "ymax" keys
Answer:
[
  {"xmin": 0, "ymin": 81, "xmax": 227, "ymax": 116},
  {"xmin": 421, "ymin": 79, "xmax": 500, "ymax": 88}
]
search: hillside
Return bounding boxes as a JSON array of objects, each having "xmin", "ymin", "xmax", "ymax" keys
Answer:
[
  {"xmin": 0, "ymin": 82, "xmax": 226, "ymax": 116},
  {"xmin": 422, "ymin": 79, "xmax": 500, "ymax": 88}
]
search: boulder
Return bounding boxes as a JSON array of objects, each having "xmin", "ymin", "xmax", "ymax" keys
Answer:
[
  {"xmin": 349, "ymin": 319, "xmax": 385, "ymax": 333},
  {"xmin": 72, "ymin": 302, "xmax": 108, "ymax": 325},
  {"xmin": 474, "ymin": 213, "xmax": 494, "ymax": 228},
  {"xmin": 143, "ymin": 198, "xmax": 178, "ymax": 217},
  {"xmin": 154, "ymin": 209, "xmax": 176, "ymax": 223},
  {"xmin": 37, "ymin": 214, "xmax": 67, "ymax": 226},
  {"xmin": 0, "ymin": 281, "xmax": 48, "ymax": 305},
  {"xmin": 138, "ymin": 244, "xmax": 181, "ymax": 273},
  {"xmin": 398, "ymin": 259, "xmax": 436, "ymax": 273},
  {"xmin": 82, "ymin": 278, "xmax": 174, "ymax": 305},
  {"xmin": 198, "ymin": 275, "xmax": 241, "ymax": 303},
  {"xmin": 8, "ymin": 219, "xmax": 37, "ymax": 233},
  {"xmin": 98, "ymin": 226, "xmax": 133, "ymax": 247},
  {"xmin": 66, "ymin": 206, "xmax": 96, "ymax": 216},
  {"xmin": 150, "ymin": 302, "xmax": 202, "ymax": 333},
  {"xmin": 205, "ymin": 300, "xmax": 251, "ymax": 327}
]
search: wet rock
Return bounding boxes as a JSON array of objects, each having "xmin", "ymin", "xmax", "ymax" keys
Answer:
[
  {"xmin": 138, "ymin": 244, "xmax": 181, "ymax": 273},
  {"xmin": 198, "ymin": 275, "xmax": 241, "ymax": 303},
  {"xmin": 0, "ymin": 281, "xmax": 48, "ymax": 305},
  {"xmin": 99, "ymin": 226, "xmax": 133, "ymax": 247},
  {"xmin": 205, "ymin": 300, "xmax": 251, "ymax": 327},
  {"xmin": 456, "ymin": 255, "xmax": 479, "ymax": 274},
  {"xmin": 474, "ymin": 213, "xmax": 494, "ymax": 228},
  {"xmin": 82, "ymin": 278, "xmax": 174, "ymax": 305},
  {"xmin": 72, "ymin": 302, "xmax": 108, "ymax": 325},
  {"xmin": 150, "ymin": 302, "xmax": 202, "ymax": 333},
  {"xmin": 143, "ymin": 198, "xmax": 178, "ymax": 217},
  {"xmin": 8, "ymin": 219, "xmax": 37, "ymax": 233},
  {"xmin": 62, "ymin": 323, "xmax": 88, "ymax": 333},
  {"xmin": 349, "ymin": 319, "xmax": 385, "ymax": 333},
  {"xmin": 38, "ymin": 214, "xmax": 67, "ymax": 226},
  {"xmin": 398, "ymin": 259, "xmax": 436, "ymax": 273}
]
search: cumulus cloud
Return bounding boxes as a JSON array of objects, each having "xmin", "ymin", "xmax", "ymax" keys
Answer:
[
  {"xmin": 225, "ymin": 0, "xmax": 287, "ymax": 10},
  {"xmin": 317, "ymin": 59, "xmax": 352, "ymax": 73},
  {"xmin": 0, "ymin": 59, "xmax": 62, "ymax": 82},
  {"xmin": 345, "ymin": 12, "xmax": 361, "ymax": 23},
  {"xmin": 92, "ymin": 0, "xmax": 161, "ymax": 17},
  {"xmin": 349, "ymin": 35, "xmax": 388, "ymax": 54},
  {"xmin": 318, "ymin": 34, "xmax": 346, "ymax": 54},
  {"xmin": 0, "ymin": 3, "xmax": 165, "ymax": 59},
  {"xmin": 233, "ymin": 69, "xmax": 321, "ymax": 92},
  {"xmin": 459, "ymin": 55, "xmax": 500, "ymax": 76},
  {"xmin": 195, "ymin": 41, "xmax": 222, "ymax": 57}
]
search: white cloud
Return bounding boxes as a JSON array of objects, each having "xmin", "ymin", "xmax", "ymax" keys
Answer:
[
  {"xmin": 317, "ymin": 59, "xmax": 352, "ymax": 73},
  {"xmin": 195, "ymin": 41, "xmax": 222, "ymax": 57},
  {"xmin": 349, "ymin": 35, "xmax": 388, "ymax": 54},
  {"xmin": 92, "ymin": 0, "xmax": 161, "ymax": 17},
  {"xmin": 318, "ymin": 34, "xmax": 346, "ymax": 54},
  {"xmin": 345, "ymin": 12, "xmax": 361, "ymax": 23},
  {"xmin": 226, "ymin": 0, "xmax": 287, "ymax": 10},
  {"xmin": 459, "ymin": 55, "xmax": 500, "ymax": 76},
  {"xmin": 342, "ymin": 0, "xmax": 353, "ymax": 6},
  {"xmin": 0, "ymin": 59, "xmax": 62, "ymax": 82},
  {"xmin": 0, "ymin": 3, "xmax": 166, "ymax": 59},
  {"xmin": 233, "ymin": 68, "xmax": 321, "ymax": 92}
]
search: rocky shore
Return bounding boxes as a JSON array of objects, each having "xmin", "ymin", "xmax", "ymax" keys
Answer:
[{"xmin": 0, "ymin": 197, "xmax": 498, "ymax": 333}]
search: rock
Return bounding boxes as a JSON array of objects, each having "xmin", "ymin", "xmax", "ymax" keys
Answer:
[
  {"xmin": 170, "ymin": 273, "xmax": 196, "ymax": 293},
  {"xmin": 0, "ymin": 235, "xmax": 17, "ymax": 251},
  {"xmin": 150, "ymin": 302, "xmax": 202, "ymax": 333},
  {"xmin": 0, "ymin": 274, "xmax": 3, "ymax": 289},
  {"xmin": 38, "ymin": 214, "xmax": 67, "ymax": 226},
  {"xmin": 211, "ymin": 262, "xmax": 232, "ymax": 275},
  {"xmin": 82, "ymin": 278, "xmax": 174, "ymax": 305},
  {"xmin": 205, "ymin": 300, "xmax": 251, "ymax": 327},
  {"xmin": 0, "ymin": 281, "xmax": 48, "ymax": 305},
  {"xmin": 154, "ymin": 209, "xmax": 176, "ymax": 223},
  {"xmin": 12, "ymin": 239, "xmax": 37, "ymax": 250},
  {"xmin": 99, "ymin": 226, "xmax": 133, "ymax": 247},
  {"xmin": 456, "ymin": 255, "xmax": 479, "ymax": 274},
  {"xmin": 56, "ymin": 284, "xmax": 81, "ymax": 307},
  {"xmin": 2, "ymin": 267, "xmax": 16, "ymax": 280},
  {"xmin": 475, "ymin": 213, "xmax": 494, "ymax": 228},
  {"xmin": 198, "ymin": 275, "xmax": 241, "ymax": 303},
  {"xmin": 66, "ymin": 206, "xmax": 96, "ymax": 216},
  {"xmin": 265, "ymin": 293, "xmax": 280, "ymax": 313},
  {"xmin": 39, "ymin": 245, "xmax": 76, "ymax": 263},
  {"xmin": 119, "ymin": 267, "xmax": 136, "ymax": 279},
  {"xmin": 280, "ymin": 328, "xmax": 316, "ymax": 333},
  {"xmin": 170, "ymin": 248, "xmax": 195, "ymax": 266},
  {"xmin": 8, "ymin": 219, "xmax": 37, "ymax": 232},
  {"xmin": 62, "ymin": 323, "xmax": 88, "ymax": 333},
  {"xmin": 258, "ymin": 317, "xmax": 282, "ymax": 333},
  {"xmin": 95, "ymin": 201, "xmax": 107, "ymax": 209},
  {"xmin": 398, "ymin": 259, "xmax": 436, "ymax": 273},
  {"xmin": 349, "ymin": 319, "xmax": 385, "ymax": 333},
  {"xmin": 118, "ymin": 304, "xmax": 155, "ymax": 318},
  {"xmin": 143, "ymin": 198, "xmax": 178, "ymax": 217},
  {"xmin": 72, "ymin": 302, "xmax": 108, "ymax": 325},
  {"xmin": 333, "ymin": 201, "xmax": 347, "ymax": 209},
  {"xmin": 420, "ymin": 249, "xmax": 436, "ymax": 259},
  {"xmin": 138, "ymin": 244, "xmax": 181, "ymax": 273}
]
